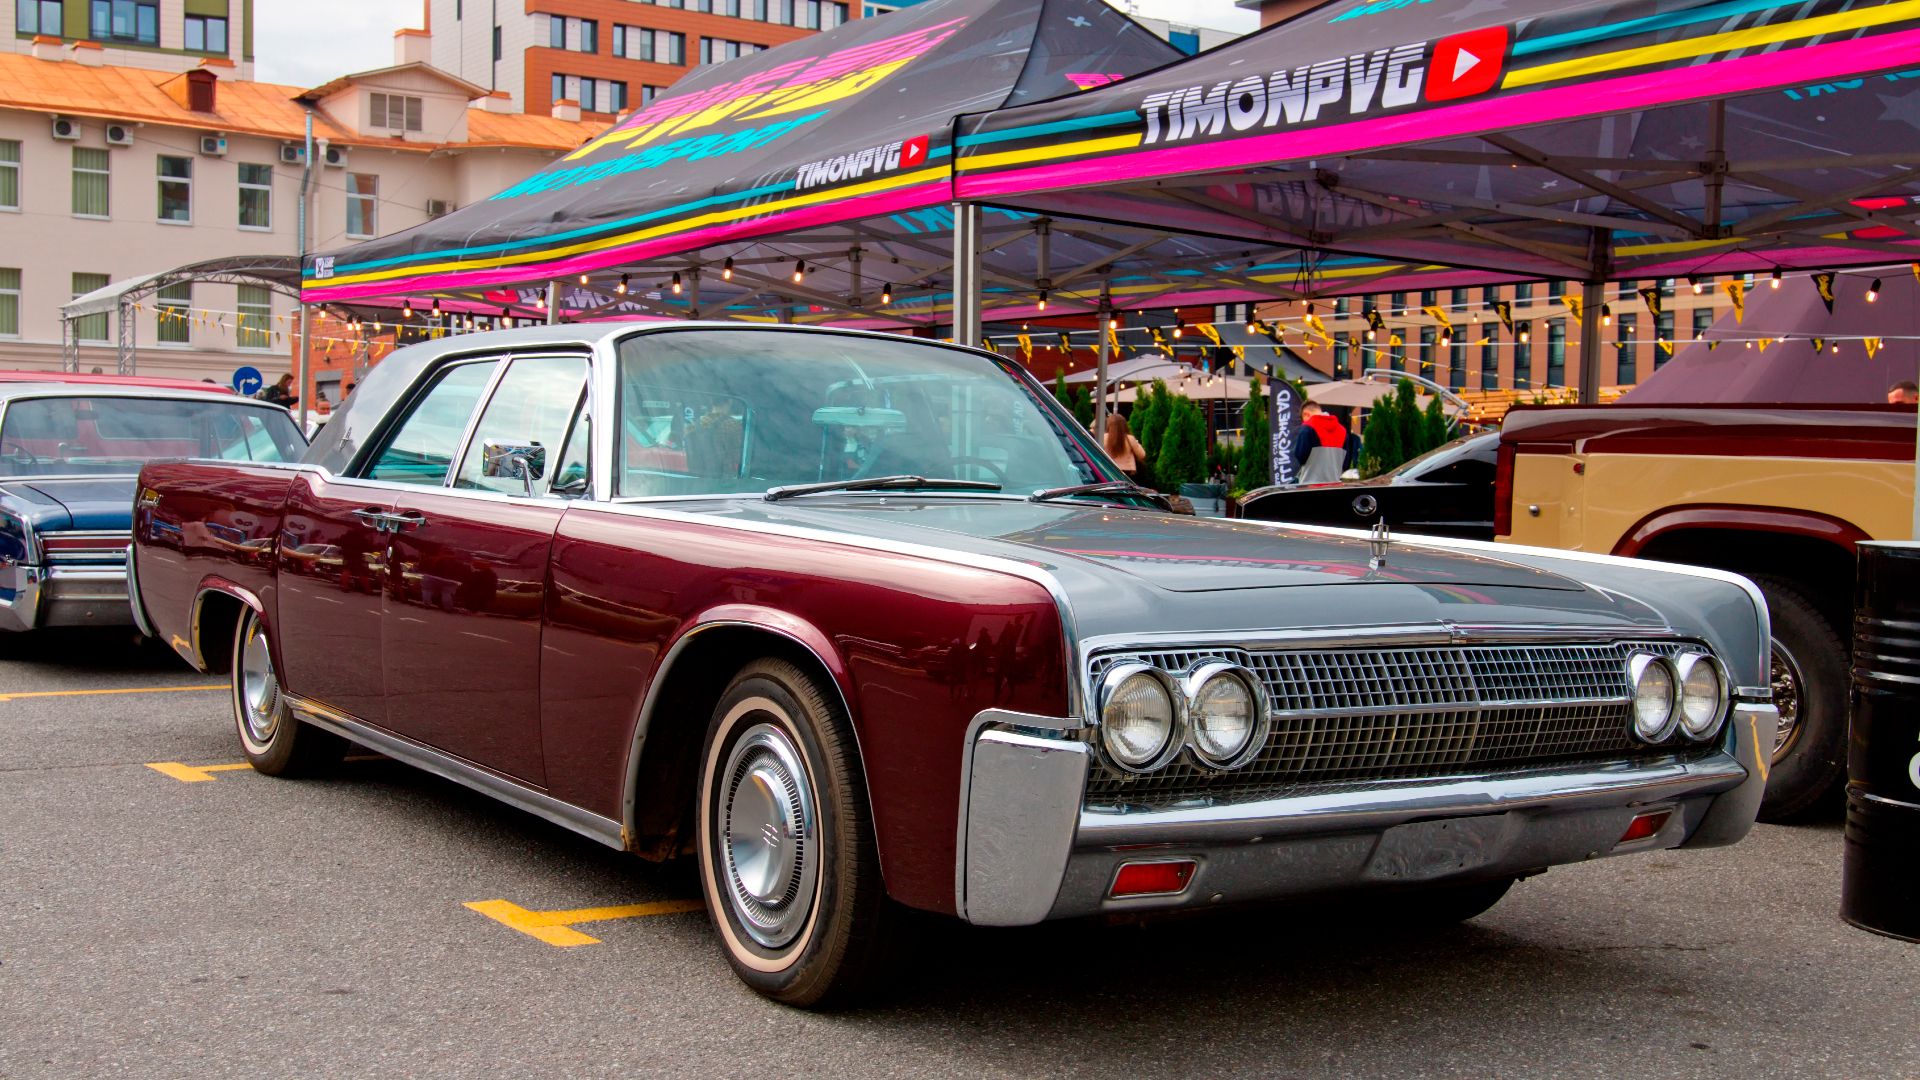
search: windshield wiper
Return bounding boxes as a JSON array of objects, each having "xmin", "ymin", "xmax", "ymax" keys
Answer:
[
  {"xmin": 1028, "ymin": 480, "xmax": 1164, "ymax": 505},
  {"xmin": 764, "ymin": 475, "xmax": 1003, "ymax": 502}
]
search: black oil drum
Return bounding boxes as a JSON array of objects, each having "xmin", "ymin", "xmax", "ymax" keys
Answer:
[{"xmin": 1841, "ymin": 541, "xmax": 1920, "ymax": 942}]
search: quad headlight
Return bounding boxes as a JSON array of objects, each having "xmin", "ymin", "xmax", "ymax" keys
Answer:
[
  {"xmin": 1099, "ymin": 664, "xmax": 1182, "ymax": 772},
  {"xmin": 1674, "ymin": 652, "xmax": 1727, "ymax": 742},
  {"xmin": 1182, "ymin": 662, "xmax": 1269, "ymax": 769},
  {"xmin": 1627, "ymin": 652, "xmax": 1680, "ymax": 743}
]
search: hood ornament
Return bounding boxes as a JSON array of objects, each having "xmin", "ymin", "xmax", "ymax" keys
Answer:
[{"xmin": 1368, "ymin": 520, "xmax": 1391, "ymax": 569}]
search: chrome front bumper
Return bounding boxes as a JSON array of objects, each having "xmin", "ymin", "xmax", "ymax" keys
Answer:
[
  {"xmin": 0, "ymin": 562, "xmax": 132, "ymax": 632},
  {"xmin": 955, "ymin": 702, "xmax": 1774, "ymax": 926}
]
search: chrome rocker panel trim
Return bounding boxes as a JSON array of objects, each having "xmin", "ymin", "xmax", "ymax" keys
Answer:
[
  {"xmin": 955, "ymin": 702, "xmax": 1774, "ymax": 927},
  {"xmin": 285, "ymin": 693, "xmax": 626, "ymax": 850}
]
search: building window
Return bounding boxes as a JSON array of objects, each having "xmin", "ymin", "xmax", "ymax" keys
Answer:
[
  {"xmin": 641, "ymin": 85, "xmax": 667, "ymax": 106},
  {"xmin": 236, "ymin": 284, "xmax": 272, "ymax": 350},
  {"xmin": 1515, "ymin": 282, "xmax": 1533, "ymax": 305},
  {"xmin": 701, "ymin": 37, "xmax": 761, "ymax": 64},
  {"xmin": 1617, "ymin": 311, "xmax": 1638, "ymax": 384},
  {"xmin": 183, "ymin": 14, "xmax": 228, "ymax": 53},
  {"xmin": 0, "ymin": 268, "xmax": 18, "ymax": 337},
  {"xmin": 1655, "ymin": 311, "xmax": 1674, "ymax": 370},
  {"xmin": 1389, "ymin": 291, "xmax": 1405, "ymax": 315},
  {"xmin": 156, "ymin": 155, "xmax": 191, "ymax": 224},
  {"xmin": 1420, "ymin": 289, "xmax": 1436, "ymax": 310},
  {"xmin": 1481, "ymin": 285, "xmax": 1498, "ymax": 309},
  {"xmin": 1333, "ymin": 334, "xmax": 1349, "ymax": 380},
  {"xmin": 1418, "ymin": 327, "xmax": 1435, "ymax": 377},
  {"xmin": 1514, "ymin": 322, "xmax": 1532, "ymax": 386},
  {"xmin": 72, "ymin": 273, "xmax": 108, "ymax": 342},
  {"xmin": 0, "ymin": 141, "xmax": 18, "ymax": 212},
  {"xmin": 547, "ymin": 15, "xmax": 597, "ymax": 52},
  {"xmin": 17, "ymin": 1, "xmax": 64, "ymax": 36},
  {"xmin": 346, "ymin": 173, "xmax": 377, "ymax": 238},
  {"xmin": 1547, "ymin": 319, "xmax": 1566, "ymax": 386},
  {"xmin": 90, "ymin": 0, "xmax": 157, "ymax": 44},
  {"xmin": 1693, "ymin": 308, "xmax": 1713, "ymax": 345},
  {"xmin": 608, "ymin": 81, "xmax": 629, "ymax": 113},
  {"xmin": 1448, "ymin": 332, "xmax": 1466, "ymax": 391},
  {"xmin": 238, "ymin": 163, "xmax": 272, "ymax": 230},
  {"xmin": 72, "ymin": 147, "xmax": 109, "ymax": 219},
  {"xmin": 156, "ymin": 281, "xmax": 189, "ymax": 344},
  {"xmin": 1481, "ymin": 330, "xmax": 1498, "ymax": 390},
  {"xmin": 492, "ymin": 25, "xmax": 502, "ymax": 61},
  {"xmin": 369, "ymin": 93, "xmax": 424, "ymax": 133},
  {"xmin": 615, "ymin": 26, "xmax": 684, "ymax": 64}
]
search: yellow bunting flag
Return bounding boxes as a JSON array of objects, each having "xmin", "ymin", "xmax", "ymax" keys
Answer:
[
  {"xmin": 1812, "ymin": 272, "xmax": 1836, "ymax": 314},
  {"xmin": 1056, "ymin": 332, "xmax": 1073, "ymax": 356},
  {"xmin": 1365, "ymin": 308, "xmax": 1386, "ymax": 333},
  {"xmin": 1196, "ymin": 323, "xmax": 1222, "ymax": 347},
  {"xmin": 1106, "ymin": 327, "xmax": 1121, "ymax": 355},
  {"xmin": 1811, "ymin": 336, "xmax": 1825, "ymax": 353},
  {"xmin": 1304, "ymin": 311, "xmax": 1333, "ymax": 346},
  {"xmin": 1016, "ymin": 333, "xmax": 1032, "ymax": 361},
  {"xmin": 1493, "ymin": 300, "xmax": 1514, "ymax": 335},
  {"xmin": 1560, "ymin": 293, "xmax": 1584, "ymax": 322},
  {"xmin": 1422, "ymin": 305, "xmax": 1453, "ymax": 332},
  {"xmin": 1637, "ymin": 285, "xmax": 1662, "ymax": 318},
  {"xmin": 1865, "ymin": 336, "xmax": 1883, "ymax": 358},
  {"xmin": 1726, "ymin": 279, "xmax": 1745, "ymax": 322}
]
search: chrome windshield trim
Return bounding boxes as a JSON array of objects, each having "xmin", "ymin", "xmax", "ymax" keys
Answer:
[{"xmin": 1077, "ymin": 752, "xmax": 1746, "ymax": 846}]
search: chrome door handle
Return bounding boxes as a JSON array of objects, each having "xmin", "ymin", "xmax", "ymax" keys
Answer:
[
  {"xmin": 351, "ymin": 508, "xmax": 388, "ymax": 529},
  {"xmin": 386, "ymin": 511, "xmax": 426, "ymax": 530}
]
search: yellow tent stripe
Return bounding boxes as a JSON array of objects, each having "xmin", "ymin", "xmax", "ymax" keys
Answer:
[
  {"xmin": 316, "ymin": 165, "xmax": 953, "ymax": 290},
  {"xmin": 954, "ymin": 133, "xmax": 1143, "ymax": 172},
  {"xmin": 1503, "ymin": 0, "xmax": 1920, "ymax": 89}
]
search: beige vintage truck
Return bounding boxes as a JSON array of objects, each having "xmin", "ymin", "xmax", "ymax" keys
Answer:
[{"xmin": 1496, "ymin": 403, "xmax": 1916, "ymax": 820}]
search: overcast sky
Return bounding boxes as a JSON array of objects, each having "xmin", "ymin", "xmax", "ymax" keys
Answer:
[{"xmin": 252, "ymin": 0, "xmax": 1254, "ymax": 87}]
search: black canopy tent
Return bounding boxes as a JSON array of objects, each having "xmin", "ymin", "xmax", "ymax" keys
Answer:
[{"xmin": 953, "ymin": 0, "xmax": 1920, "ymax": 404}]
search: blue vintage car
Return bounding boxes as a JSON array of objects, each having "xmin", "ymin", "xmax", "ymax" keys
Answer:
[{"xmin": 0, "ymin": 378, "xmax": 306, "ymax": 632}]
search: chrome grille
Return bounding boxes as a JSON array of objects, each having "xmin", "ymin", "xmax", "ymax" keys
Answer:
[{"xmin": 1087, "ymin": 640, "xmax": 1697, "ymax": 808}]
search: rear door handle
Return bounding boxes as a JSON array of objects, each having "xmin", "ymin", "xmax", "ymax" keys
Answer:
[
  {"xmin": 351, "ymin": 508, "xmax": 388, "ymax": 529},
  {"xmin": 386, "ymin": 511, "xmax": 427, "ymax": 530}
]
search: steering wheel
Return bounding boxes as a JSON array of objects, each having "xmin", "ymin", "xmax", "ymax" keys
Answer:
[
  {"xmin": 1, "ymin": 442, "xmax": 36, "ymax": 467},
  {"xmin": 949, "ymin": 456, "xmax": 1008, "ymax": 484}
]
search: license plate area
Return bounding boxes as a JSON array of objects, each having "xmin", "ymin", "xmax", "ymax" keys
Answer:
[{"xmin": 1365, "ymin": 813, "xmax": 1516, "ymax": 882}]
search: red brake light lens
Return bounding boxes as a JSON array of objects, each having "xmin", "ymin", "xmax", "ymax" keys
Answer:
[
  {"xmin": 1110, "ymin": 860, "xmax": 1196, "ymax": 897},
  {"xmin": 1492, "ymin": 441, "xmax": 1516, "ymax": 537},
  {"xmin": 1618, "ymin": 810, "xmax": 1672, "ymax": 845}
]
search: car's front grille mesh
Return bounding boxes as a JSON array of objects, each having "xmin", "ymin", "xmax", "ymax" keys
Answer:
[{"xmin": 1086, "ymin": 640, "xmax": 1695, "ymax": 807}]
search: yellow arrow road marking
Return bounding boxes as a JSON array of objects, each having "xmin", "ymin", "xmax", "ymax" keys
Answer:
[
  {"xmin": 0, "ymin": 684, "xmax": 224, "ymax": 702},
  {"xmin": 464, "ymin": 898, "xmax": 704, "ymax": 947},
  {"xmin": 145, "ymin": 761, "xmax": 254, "ymax": 783}
]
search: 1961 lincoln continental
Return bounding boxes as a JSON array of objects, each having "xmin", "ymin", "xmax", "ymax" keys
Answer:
[{"xmin": 130, "ymin": 324, "xmax": 1771, "ymax": 1006}]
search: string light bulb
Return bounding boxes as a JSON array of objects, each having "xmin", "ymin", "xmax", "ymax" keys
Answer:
[
  {"xmin": 579, "ymin": 273, "xmax": 589, "ymax": 285},
  {"xmin": 1173, "ymin": 319, "xmax": 1184, "ymax": 339},
  {"xmin": 792, "ymin": 259, "xmax": 805, "ymax": 284},
  {"xmin": 431, "ymin": 298, "xmax": 441, "ymax": 315},
  {"xmin": 1108, "ymin": 314, "xmax": 1119, "ymax": 330},
  {"xmin": 1600, "ymin": 303, "xmax": 1612, "ymax": 327},
  {"xmin": 671, "ymin": 271, "xmax": 683, "ymax": 295},
  {"xmin": 1689, "ymin": 275, "xmax": 1703, "ymax": 294},
  {"xmin": 1770, "ymin": 268, "xmax": 1782, "ymax": 289},
  {"xmin": 402, "ymin": 300, "xmax": 414, "ymax": 319},
  {"xmin": 1037, "ymin": 289, "xmax": 1048, "ymax": 311},
  {"xmin": 1519, "ymin": 327, "xmax": 1530, "ymax": 343},
  {"xmin": 880, "ymin": 282, "xmax": 893, "ymax": 304},
  {"xmin": 617, "ymin": 274, "xmax": 629, "ymax": 295},
  {"xmin": 1869, "ymin": 278, "xmax": 1882, "ymax": 302},
  {"xmin": 722, "ymin": 257, "xmax": 734, "ymax": 281}
]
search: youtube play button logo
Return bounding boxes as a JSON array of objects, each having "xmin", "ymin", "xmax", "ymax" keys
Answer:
[
  {"xmin": 900, "ymin": 135, "xmax": 929, "ymax": 168},
  {"xmin": 1426, "ymin": 26, "xmax": 1509, "ymax": 102}
]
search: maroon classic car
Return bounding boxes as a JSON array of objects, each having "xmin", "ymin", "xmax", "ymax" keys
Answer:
[{"xmin": 131, "ymin": 324, "xmax": 1772, "ymax": 1006}]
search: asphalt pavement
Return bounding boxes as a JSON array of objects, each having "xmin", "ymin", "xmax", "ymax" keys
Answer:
[{"xmin": 0, "ymin": 630, "xmax": 1914, "ymax": 1080}]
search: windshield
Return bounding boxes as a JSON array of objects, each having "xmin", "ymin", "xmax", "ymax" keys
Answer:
[
  {"xmin": 0, "ymin": 396, "xmax": 307, "ymax": 477},
  {"xmin": 614, "ymin": 329, "xmax": 1108, "ymax": 498},
  {"xmin": 1388, "ymin": 431, "xmax": 1495, "ymax": 482}
]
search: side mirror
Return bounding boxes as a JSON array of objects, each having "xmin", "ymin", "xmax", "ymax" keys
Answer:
[{"xmin": 481, "ymin": 440, "xmax": 547, "ymax": 496}]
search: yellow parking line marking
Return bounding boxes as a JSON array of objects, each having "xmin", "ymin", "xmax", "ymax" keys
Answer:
[
  {"xmin": 464, "ymin": 898, "xmax": 704, "ymax": 947},
  {"xmin": 0, "ymin": 684, "xmax": 224, "ymax": 702},
  {"xmin": 144, "ymin": 754, "xmax": 383, "ymax": 783}
]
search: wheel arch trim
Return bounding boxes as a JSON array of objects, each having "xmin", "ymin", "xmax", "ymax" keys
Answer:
[
  {"xmin": 1613, "ymin": 503, "xmax": 1871, "ymax": 559},
  {"xmin": 184, "ymin": 577, "xmax": 265, "ymax": 673}
]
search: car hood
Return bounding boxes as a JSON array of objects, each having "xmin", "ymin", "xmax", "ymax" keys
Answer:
[
  {"xmin": 665, "ymin": 497, "xmax": 1670, "ymax": 641},
  {"xmin": 0, "ymin": 477, "xmax": 135, "ymax": 531}
]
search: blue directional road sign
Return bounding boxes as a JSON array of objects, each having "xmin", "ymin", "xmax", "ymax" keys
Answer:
[{"xmin": 232, "ymin": 365, "xmax": 264, "ymax": 396}]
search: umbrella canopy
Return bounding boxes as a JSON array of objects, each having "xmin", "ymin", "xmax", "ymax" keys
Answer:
[
  {"xmin": 301, "ymin": 0, "xmax": 1181, "ymax": 317},
  {"xmin": 1622, "ymin": 269, "xmax": 1919, "ymax": 404},
  {"xmin": 1309, "ymin": 379, "xmax": 1453, "ymax": 413},
  {"xmin": 1112, "ymin": 372, "xmax": 1253, "ymax": 402},
  {"xmin": 954, "ymin": 0, "xmax": 1920, "ymax": 293}
]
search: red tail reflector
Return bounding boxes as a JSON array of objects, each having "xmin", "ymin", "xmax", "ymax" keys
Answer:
[
  {"xmin": 1492, "ymin": 441, "xmax": 1516, "ymax": 537},
  {"xmin": 1110, "ymin": 860, "xmax": 1196, "ymax": 897},
  {"xmin": 1618, "ymin": 810, "xmax": 1672, "ymax": 844}
]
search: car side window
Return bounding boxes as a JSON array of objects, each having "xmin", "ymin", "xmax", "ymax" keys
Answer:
[
  {"xmin": 362, "ymin": 360, "xmax": 500, "ymax": 485},
  {"xmin": 551, "ymin": 403, "xmax": 591, "ymax": 497},
  {"xmin": 453, "ymin": 354, "xmax": 590, "ymax": 495}
]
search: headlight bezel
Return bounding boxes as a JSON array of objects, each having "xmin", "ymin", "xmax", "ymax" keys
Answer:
[
  {"xmin": 1180, "ymin": 661, "xmax": 1269, "ymax": 770},
  {"xmin": 1673, "ymin": 651, "xmax": 1728, "ymax": 741},
  {"xmin": 1097, "ymin": 662, "xmax": 1185, "ymax": 773},
  {"xmin": 1627, "ymin": 651, "xmax": 1681, "ymax": 743}
]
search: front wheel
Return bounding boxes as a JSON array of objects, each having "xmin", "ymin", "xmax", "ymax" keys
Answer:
[
  {"xmin": 696, "ymin": 659, "xmax": 888, "ymax": 1008},
  {"xmin": 1752, "ymin": 576, "xmax": 1847, "ymax": 821},
  {"xmin": 232, "ymin": 608, "xmax": 344, "ymax": 777}
]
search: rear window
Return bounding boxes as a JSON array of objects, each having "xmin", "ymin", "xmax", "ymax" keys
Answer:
[{"xmin": 0, "ymin": 396, "xmax": 307, "ymax": 476}]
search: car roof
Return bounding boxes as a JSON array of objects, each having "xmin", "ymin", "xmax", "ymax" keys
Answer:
[
  {"xmin": 0, "ymin": 383, "xmax": 283, "ymax": 405},
  {"xmin": 0, "ymin": 370, "xmax": 238, "ymax": 394}
]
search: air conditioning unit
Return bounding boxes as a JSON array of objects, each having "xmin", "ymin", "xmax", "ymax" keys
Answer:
[
  {"xmin": 426, "ymin": 199, "xmax": 454, "ymax": 219},
  {"xmin": 51, "ymin": 117, "xmax": 80, "ymax": 141},
  {"xmin": 105, "ymin": 123, "xmax": 134, "ymax": 147},
  {"xmin": 199, "ymin": 134, "xmax": 228, "ymax": 157},
  {"xmin": 322, "ymin": 145, "xmax": 348, "ymax": 168},
  {"xmin": 279, "ymin": 143, "xmax": 306, "ymax": 165}
]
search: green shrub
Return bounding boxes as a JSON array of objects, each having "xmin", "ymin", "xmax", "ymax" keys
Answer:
[
  {"xmin": 1235, "ymin": 374, "xmax": 1271, "ymax": 492},
  {"xmin": 1155, "ymin": 398, "xmax": 1208, "ymax": 490}
]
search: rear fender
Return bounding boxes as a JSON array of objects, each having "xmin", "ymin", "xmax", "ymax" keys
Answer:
[
  {"xmin": 182, "ymin": 578, "xmax": 265, "ymax": 673},
  {"xmin": 1614, "ymin": 504, "xmax": 1870, "ymax": 558}
]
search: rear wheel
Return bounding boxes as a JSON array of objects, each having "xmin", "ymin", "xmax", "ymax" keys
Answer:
[
  {"xmin": 232, "ymin": 609, "xmax": 344, "ymax": 777},
  {"xmin": 1752, "ymin": 576, "xmax": 1847, "ymax": 822},
  {"xmin": 696, "ymin": 659, "xmax": 888, "ymax": 1008}
]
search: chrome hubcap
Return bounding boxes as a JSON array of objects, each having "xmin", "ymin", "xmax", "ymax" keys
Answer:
[
  {"xmin": 239, "ymin": 621, "xmax": 281, "ymax": 747},
  {"xmin": 719, "ymin": 723, "xmax": 817, "ymax": 950},
  {"xmin": 1769, "ymin": 637, "xmax": 1803, "ymax": 763}
]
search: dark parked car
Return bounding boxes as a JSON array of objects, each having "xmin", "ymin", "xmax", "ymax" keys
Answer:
[
  {"xmin": 131, "ymin": 325, "xmax": 1769, "ymax": 1007},
  {"xmin": 1239, "ymin": 431, "xmax": 1498, "ymax": 539},
  {"xmin": 0, "ymin": 379, "xmax": 304, "ymax": 632}
]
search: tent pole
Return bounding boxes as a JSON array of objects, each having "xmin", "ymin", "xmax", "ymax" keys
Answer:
[
  {"xmin": 546, "ymin": 281, "xmax": 559, "ymax": 325},
  {"xmin": 1095, "ymin": 293, "xmax": 1111, "ymax": 436},
  {"xmin": 952, "ymin": 202, "xmax": 982, "ymax": 347},
  {"xmin": 1913, "ymin": 354, "xmax": 1919, "ymax": 539},
  {"xmin": 296, "ymin": 304, "xmax": 311, "ymax": 428},
  {"xmin": 1577, "ymin": 228, "xmax": 1613, "ymax": 405}
]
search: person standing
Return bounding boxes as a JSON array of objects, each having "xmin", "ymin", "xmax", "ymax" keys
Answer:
[
  {"xmin": 1293, "ymin": 403, "xmax": 1360, "ymax": 484},
  {"xmin": 260, "ymin": 373, "xmax": 298, "ymax": 409},
  {"xmin": 1103, "ymin": 412, "xmax": 1147, "ymax": 482}
]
